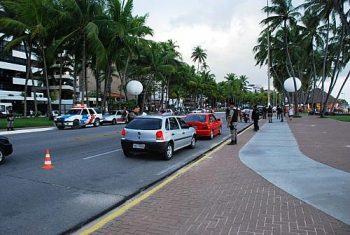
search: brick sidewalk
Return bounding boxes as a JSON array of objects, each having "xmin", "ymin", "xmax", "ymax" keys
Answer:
[
  {"xmin": 288, "ymin": 115, "xmax": 350, "ymax": 173},
  {"xmin": 89, "ymin": 121, "xmax": 350, "ymax": 235}
]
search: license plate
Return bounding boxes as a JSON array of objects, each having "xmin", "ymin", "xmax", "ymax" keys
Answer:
[
  {"xmin": 133, "ymin": 144, "xmax": 145, "ymax": 149},
  {"xmin": 56, "ymin": 122, "xmax": 63, "ymax": 126}
]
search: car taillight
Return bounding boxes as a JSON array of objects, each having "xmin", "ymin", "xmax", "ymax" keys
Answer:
[
  {"xmin": 121, "ymin": 128, "xmax": 126, "ymax": 137},
  {"xmin": 156, "ymin": 130, "xmax": 164, "ymax": 140}
]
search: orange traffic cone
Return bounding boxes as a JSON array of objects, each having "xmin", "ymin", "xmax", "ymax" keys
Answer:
[{"xmin": 41, "ymin": 149, "xmax": 54, "ymax": 170}]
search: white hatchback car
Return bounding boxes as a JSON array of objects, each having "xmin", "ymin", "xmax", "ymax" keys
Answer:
[{"xmin": 121, "ymin": 116, "xmax": 196, "ymax": 160}]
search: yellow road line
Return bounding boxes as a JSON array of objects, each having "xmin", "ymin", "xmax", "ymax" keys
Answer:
[{"xmin": 79, "ymin": 127, "xmax": 251, "ymax": 235}]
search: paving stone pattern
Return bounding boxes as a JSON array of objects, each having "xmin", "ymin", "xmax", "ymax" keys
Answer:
[{"xmin": 92, "ymin": 122, "xmax": 350, "ymax": 235}]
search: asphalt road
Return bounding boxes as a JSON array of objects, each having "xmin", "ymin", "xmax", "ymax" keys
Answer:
[{"xmin": 0, "ymin": 113, "xmax": 251, "ymax": 235}]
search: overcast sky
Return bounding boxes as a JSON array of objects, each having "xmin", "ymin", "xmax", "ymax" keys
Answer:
[{"xmin": 133, "ymin": 0, "xmax": 349, "ymax": 103}]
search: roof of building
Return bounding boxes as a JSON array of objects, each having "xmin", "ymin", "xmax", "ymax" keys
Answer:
[{"xmin": 308, "ymin": 88, "xmax": 336, "ymax": 104}]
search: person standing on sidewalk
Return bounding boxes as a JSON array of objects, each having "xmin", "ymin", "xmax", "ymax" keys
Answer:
[
  {"xmin": 262, "ymin": 106, "xmax": 267, "ymax": 119},
  {"xmin": 267, "ymin": 105, "xmax": 273, "ymax": 123},
  {"xmin": 288, "ymin": 106, "xmax": 294, "ymax": 120},
  {"xmin": 228, "ymin": 102, "xmax": 239, "ymax": 145},
  {"xmin": 6, "ymin": 110, "xmax": 14, "ymax": 131},
  {"xmin": 252, "ymin": 105, "xmax": 260, "ymax": 131}
]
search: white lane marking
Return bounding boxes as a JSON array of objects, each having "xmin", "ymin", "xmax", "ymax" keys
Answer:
[
  {"xmin": 0, "ymin": 127, "xmax": 56, "ymax": 135},
  {"xmin": 83, "ymin": 149, "xmax": 121, "ymax": 160}
]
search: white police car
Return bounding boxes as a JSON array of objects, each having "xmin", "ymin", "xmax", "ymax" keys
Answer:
[{"xmin": 55, "ymin": 104, "xmax": 103, "ymax": 129}]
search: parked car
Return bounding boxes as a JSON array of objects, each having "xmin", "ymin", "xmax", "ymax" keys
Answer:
[
  {"xmin": 121, "ymin": 116, "xmax": 196, "ymax": 160},
  {"xmin": 54, "ymin": 104, "xmax": 103, "ymax": 129},
  {"xmin": 183, "ymin": 113, "xmax": 222, "ymax": 139},
  {"xmin": 102, "ymin": 110, "xmax": 127, "ymax": 125},
  {"xmin": 0, "ymin": 135, "xmax": 13, "ymax": 164}
]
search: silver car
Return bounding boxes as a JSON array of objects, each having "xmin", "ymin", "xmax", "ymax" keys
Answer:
[{"xmin": 121, "ymin": 116, "xmax": 196, "ymax": 160}]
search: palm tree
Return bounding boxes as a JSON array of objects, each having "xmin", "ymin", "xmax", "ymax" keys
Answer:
[
  {"xmin": 262, "ymin": 0, "xmax": 301, "ymax": 114},
  {"xmin": 0, "ymin": 0, "xmax": 65, "ymax": 116},
  {"xmin": 191, "ymin": 46, "xmax": 207, "ymax": 72},
  {"xmin": 54, "ymin": 0, "xmax": 106, "ymax": 106}
]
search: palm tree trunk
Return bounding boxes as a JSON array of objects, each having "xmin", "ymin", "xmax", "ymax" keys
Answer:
[
  {"xmin": 320, "ymin": 19, "xmax": 330, "ymax": 117},
  {"xmin": 23, "ymin": 41, "xmax": 30, "ymax": 117},
  {"xmin": 95, "ymin": 64, "xmax": 100, "ymax": 109},
  {"xmin": 58, "ymin": 52, "xmax": 63, "ymax": 115},
  {"xmin": 102, "ymin": 61, "xmax": 112, "ymax": 112},
  {"xmin": 331, "ymin": 69, "xmax": 350, "ymax": 111},
  {"xmin": 73, "ymin": 54, "xmax": 78, "ymax": 104},
  {"xmin": 41, "ymin": 46, "xmax": 52, "ymax": 116},
  {"xmin": 283, "ymin": 20, "xmax": 299, "ymax": 115},
  {"xmin": 322, "ymin": 26, "xmax": 345, "ymax": 116},
  {"xmin": 31, "ymin": 69, "xmax": 38, "ymax": 116},
  {"xmin": 81, "ymin": 35, "xmax": 86, "ymax": 105}
]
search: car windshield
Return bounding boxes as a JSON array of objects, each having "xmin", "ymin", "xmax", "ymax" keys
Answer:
[
  {"xmin": 126, "ymin": 118, "xmax": 162, "ymax": 130},
  {"xmin": 66, "ymin": 109, "xmax": 81, "ymax": 115},
  {"xmin": 184, "ymin": 115, "xmax": 206, "ymax": 122}
]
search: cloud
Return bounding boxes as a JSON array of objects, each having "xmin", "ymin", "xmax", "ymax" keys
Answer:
[{"xmin": 133, "ymin": 0, "xmax": 349, "ymax": 102}]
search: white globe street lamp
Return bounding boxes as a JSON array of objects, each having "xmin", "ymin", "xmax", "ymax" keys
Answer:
[
  {"xmin": 126, "ymin": 80, "xmax": 143, "ymax": 104},
  {"xmin": 284, "ymin": 77, "xmax": 301, "ymax": 92}
]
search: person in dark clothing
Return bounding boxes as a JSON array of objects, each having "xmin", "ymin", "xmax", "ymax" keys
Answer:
[
  {"xmin": 252, "ymin": 105, "xmax": 260, "ymax": 131},
  {"xmin": 276, "ymin": 105, "xmax": 282, "ymax": 119},
  {"xmin": 267, "ymin": 105, "xmax": 273, "ymax": 123},
  {"xmin": 6, "ymin": 111, "xmax": 14, "ymax": 131},
  {"xmin": 262, "ymin": 106, "xmax": 267, "ymax": 119},
  {"xmin": 127, "ymin": 105, "xmax": 140, "ymax": 123},
  {"xmin": 225, "ymin": 107, "xmax": 230, "ymax": 122},
  {"xmin": 228, "ymin": 102, "xmax": 239, "ymax": 145},
  {"xmin": 279, "ymin": 105, "xmax": 284, "ymax": 122}
]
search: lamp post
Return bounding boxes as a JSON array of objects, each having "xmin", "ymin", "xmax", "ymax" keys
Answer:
[
  {"xmin": 267, "ymin": 0, "xmax": 271, "ymax": 106},
  {"xmin": 126, "ymin": 80, "xmax": 143, "ymax": 105}
]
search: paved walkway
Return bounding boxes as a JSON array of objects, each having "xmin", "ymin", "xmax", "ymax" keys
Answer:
[
  {"xmin": 240, "ymin": 119, "xmax": 350, "ymax": 225},
  {"xmin": 80, "ymin": 116, "xmax": 350, "ymax": 235}
]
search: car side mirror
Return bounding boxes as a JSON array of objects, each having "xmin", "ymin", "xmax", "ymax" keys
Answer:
[{"xmin": 217, "ymin": 118, "xmax": 221, "ymax": 121}]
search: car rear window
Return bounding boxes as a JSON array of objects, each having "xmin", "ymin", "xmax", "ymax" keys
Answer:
[
  {"xmin": 184, "ymin": 115, "xmax": 206, "ymax": 122},
  {"xmin": 126, "ymin": 118, "xmax": 162, "ymax": 130}
]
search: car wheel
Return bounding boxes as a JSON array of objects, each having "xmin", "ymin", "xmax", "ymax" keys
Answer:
[
  {"xmin": 93, "ymin": 118, "xmax": 100, "ymax": 127},
  {"xmin": 189, "ymin": 136, "xmax": 196, "ymax": 149},
  {"xmin": 112, "ymin": 119, "xmax": 117, "ymax": 125},
  {"xmin": 209, "ymin": 130, "xmax": 214, "ymax": 139},
  {"xmin": 0, "ymin": 148, "xmax": 4, "ymax": 164},
  {"xmin": 218, "ymin": 126, "xmax": 222, "ymax": 135},
  {"xmin": 123, "ymin": 149, "xmax": 133, "ymax": 158},
  {"xmin": 163, "ymin": 143, "xmax": 173, "ymax": 160},
  {"xmin": 72, "ymin": 120, "xmax": 80, "ymax": 129}
]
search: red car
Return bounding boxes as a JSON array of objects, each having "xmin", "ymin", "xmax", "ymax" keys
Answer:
[{"xmin": 183, "ymin": 113, "xmax": 222, "ymax": 139}]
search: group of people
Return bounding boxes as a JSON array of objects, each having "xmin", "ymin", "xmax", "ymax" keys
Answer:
[
  {"xmin": 226, "ymin": 103, "xmax": 297, "ymax": 145},
  {"xmin": 121, "ymin": 105, "xmax": 141, "ymax": 124}
]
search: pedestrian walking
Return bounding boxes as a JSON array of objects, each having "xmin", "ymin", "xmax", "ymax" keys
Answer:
[
  {"xmin": 228, "ymin": 102, "xmax": 239, "ymax": 145},
  {"xmin": 267, "ymin": 105, "xmax": 273, "ymax": 123},
  {"xmin": 288, "ymin": 106, "xmax": 294, "ymax": 121},
  {"xmin": 276, "ymin": 105, "xmax": 282, "ymax": 119},
  {"xmin": 280, "ymin": 105, "xmax": 284, "ymax": 122},
  {"xmin": 252, "ymin": 105, "xmax": 260, "ymax": 131},
  {"xmin": 262, "ymin": 106, "xmax": 267, "ymax": 119},
  {"xmin": 6, "ymin": 110, "xmax": 14, "ymax": 131},
  {"xmin": 122, "ymin": 106, "xmax": 129, "ymax": 122}
]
